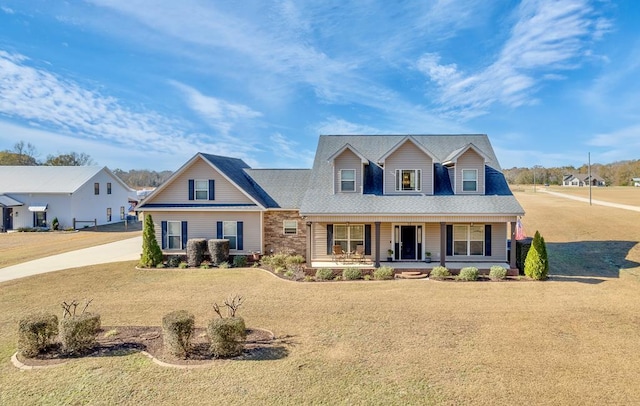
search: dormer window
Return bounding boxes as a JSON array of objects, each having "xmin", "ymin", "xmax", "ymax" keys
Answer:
[
  {"xmin": 462, "ymin": 170, "xmax": 477, "ymax": 192},
  {"xmin": 340, "ymin": 169, "xmax": 356, "ymax": 192},
  {"xmin": 395, "ymin": 169, "xmax": 421, "ymax": 192}
]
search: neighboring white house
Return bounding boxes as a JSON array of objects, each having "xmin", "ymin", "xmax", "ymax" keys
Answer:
[
  {"xmin": 0, "ymin": 166, "xmax": 134, "ymax": 231},
  {"xmin": 632, "ymin": 177, "xmax": 640, "ymax": 187},
  {"xmin": 562, "ymin": 173, "xmax": 605, "ymax": 187}
]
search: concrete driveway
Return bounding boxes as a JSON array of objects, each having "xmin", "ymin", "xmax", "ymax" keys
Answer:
[{"xmin": 0, "ymin": 236, "xmax": 142, "ymax": 283}]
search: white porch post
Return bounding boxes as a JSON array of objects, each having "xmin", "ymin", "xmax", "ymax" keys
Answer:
[
  {"xmin": 306, "ymin": 221, "xmax": 312, "ymax": 263},
  {"xmin": 510, "ymin": 221, "xmax": 517, "ymax": 269},
  {"xmin": 440, "ymin": 222, "xmax": 446, "ymax": 267},
  {"xmin": 374, "ymin": 221, "xmax": 381, "ymax": 268}
]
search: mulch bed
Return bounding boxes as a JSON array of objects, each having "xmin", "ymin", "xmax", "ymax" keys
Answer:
[{"xmin": 16, "ymin": 326, "xmax": 289, "ymax": 368}]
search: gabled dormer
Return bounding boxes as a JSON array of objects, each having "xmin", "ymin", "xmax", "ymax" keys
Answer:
[
  {"xmin": 327, "ymin": 144, "xmax": 368, "ymax": 194},
  {"xmin": 442, "ymin": 143, "xmax": 489, "ymax": 195},
  {"xmin": 378, "ymin": 136, "xmax": 435, "ymax": 195}
]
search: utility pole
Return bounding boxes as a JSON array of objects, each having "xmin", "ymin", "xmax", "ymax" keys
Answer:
[{"xmin": 588, "ymin": 152, "xmax": 592, "ymax": 206}]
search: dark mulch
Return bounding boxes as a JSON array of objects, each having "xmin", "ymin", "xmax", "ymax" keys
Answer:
[{"xmin": 17, "ymin": 326, "xmax": 290, "ymax": 367}]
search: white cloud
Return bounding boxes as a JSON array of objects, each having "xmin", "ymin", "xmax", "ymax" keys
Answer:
[
  {"xmin": 1, "ymin": 6, "xmax": 14, "ymax": 14},
  {"xmin": 313, "ymin": 117, "xmax": 384, "ymax": 136},
  {"xmin": 416, "ymin": 0, "xmax": 611, "ymax": 118}
]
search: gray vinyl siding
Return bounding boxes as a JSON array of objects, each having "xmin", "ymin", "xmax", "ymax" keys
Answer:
[
  {"xmin": 150, "ymin": 159, "xmax": 254, "ymax": 204},
  {"xmin": 152, "ymin": 211, "xmax": 261, "ymax": 254},
  {"xmin": 384, "ymin": 142, "xmax": 433, "ymax": 195},
  {"xmin": 455, "ymin": 149, "xmax": 485, "ymax": 195},
  {"xmin": 425, "ymin": 223, "xmax": 441, "ymax": 261},
  {"xmin": 333, "ymin": 149, "xmax": 362, "ymax": 194}
]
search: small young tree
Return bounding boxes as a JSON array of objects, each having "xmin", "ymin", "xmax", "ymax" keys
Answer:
[
  {"xmin": 525, "ymin": 230, "xmax": 548, "ymax": 280},
  {"xmin": 140, "ymin": 214, "xmax": 163, "ymax": 267}
]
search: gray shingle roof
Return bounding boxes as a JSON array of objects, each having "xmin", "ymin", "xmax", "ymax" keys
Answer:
[
  {"xmin": 244, "ymin": 169, "xmax": 310, "ymax": 209},
  {"xmin": 300, "ymin": 135, "xmax": 524, "ymax": 216}
]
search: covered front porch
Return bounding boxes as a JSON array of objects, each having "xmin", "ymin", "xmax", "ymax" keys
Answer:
[{"xmin": 309, "ymin": 260, "xmax": 516, "ymax": 275}]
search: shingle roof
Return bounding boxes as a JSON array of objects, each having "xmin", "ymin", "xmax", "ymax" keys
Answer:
[
  {"xmin": 0, "ymin": 166, "xmax": 122, "ymax": 194},
  {"xmin": 300, "ymin": 134, "xmax": 524, "ymax": 216},
  {"xmin": 243, "ymin": 169, "xmax": 311, "ymax": 209}
]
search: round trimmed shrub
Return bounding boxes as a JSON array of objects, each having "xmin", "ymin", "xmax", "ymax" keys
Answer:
[
  {"xmin": 342, "ymin": 267, "xmax": 362, "ymax": 280},
  {"xmin": 458, "ymin": 266, "xmax": 479, "ymax": 281},
  {"xmin": 162, "ymin": 310, "xmax": 195, "ymax": 359},
  {"xmin": 59, "ymin": 313, "xmax": 101, "ymax": 355},
  {"xmin": 489, "ymin": 266, "xmax": 507, "ymax": 280},
  {"xmin": 208, "ymin": 239, "xmax": 230, "ymax": 266},
  {"xmin": 207, "ymin": 317, "xmax": 247, "ymax": 358},
  {"xmin": 373, "ymin": 266, "xmax": 395, "ymax": 280},
  {"xmin": 186, "ymin": 238, "xmax": 208, "ymax": 267},
  {"xmin": 315, "ymin": 268, "xmax": 334, "ymax": 281},
  {"xmin": 18, "ymin": 313, "xmax": 59, "ymax": 358},
  {"xmin": 430, "ymin": 266, "xmax": 450, "ymax": 280}
]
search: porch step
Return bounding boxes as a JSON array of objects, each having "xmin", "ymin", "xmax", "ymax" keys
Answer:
[{"xmin": 396, "ymin": 271, "xmax": 428, "ymax": 279}]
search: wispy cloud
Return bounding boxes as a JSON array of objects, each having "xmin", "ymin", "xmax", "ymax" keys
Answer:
[
  {"xmin": 267, "ymin": 132, "xmax": 315, "ymax": 168},
  {"xmin": 1, "ymin": 6, "xmax": 14, "ymax": 14},
  {"xmin": 313, "ymin": 117, "xmax": 384, "ymax": 135},
  {"xmin": 416, "ymin": 0, "xmax": 610, "ymax": 119}
]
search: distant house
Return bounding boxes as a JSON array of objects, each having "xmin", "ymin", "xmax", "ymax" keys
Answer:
[
  {"xmin": 633, "ymin": 178, "xmax": 640, "ymax": 187},
  {"xmin": 562, "ymin": 173, "xmax": 605, "ymax": 187},
  {"xmin": 0, "ymin": 166, "xmax": 134, "ymax": 231},
  {"xmin": 136, "ymin": 134, "xmax": 525, "ymax": 270}
]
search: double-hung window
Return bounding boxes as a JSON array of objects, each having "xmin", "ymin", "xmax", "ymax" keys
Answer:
[
  {"xmin": 395, "ymin": 169, "xmax": 421, "ymax": 192},
  {"xmin": 223, "ymin": 221, "xmax": 238, "ymax": 249},
  {"xmin": 334, "ymin": 224, "xmax": 364, "ymax": 253},
  {"xmin": 340, "ymin": 169, "xmax": 356, "ymax": 192},
  {"xmin": 453, "ymin": 225, "xmax": 484, "ymax": 256},
  {"xmin": 283, "ymin": 220, "xmax": 297, "ymax": 235},
  {"xmin": 167, "ymin": 221, "xmax": 182, "ymax": 249},
  {"xmin": 94, "ymin": 183, "xmax": 100, "ymax": 195},
  {"xmin": 106, "ymin": 208, "xmax": 112, "ymax": 222},
  {"xmin": 195, "ymin": 180, "xmax": 209, "ymax": 200},
  {"xmin": 462, "ymin": 170, "xmax": 477, "ymax": 192},
  {"xmin": 107, "ymin": 182, "xmax": 112, "ymax": 195}
]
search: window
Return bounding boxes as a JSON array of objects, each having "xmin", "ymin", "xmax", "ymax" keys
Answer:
[
  {"xmin": 120, "ymin": 206, "xmax": 125, "ymax": 220},
  {"xmin": 453, "ymin": 224, "xmax": 484, "ymax": 256},
  {"xmin": 107, "ymin": 182, "xmax": 112, "ymax": 194},
  {"xmin": 195, "ymin": 180, "xmax": 209, "ymax": 200},
  {"xmin": 340, "ymin": 169, "xmax": 356, "ymax": 192},
  {"xmin": 106, "ymin": 208, "xmax": 112, "ymax": 222},
  {"xmin": 34, "ymin": 211, "xmax": 46, "ymax": 228},
  {"xmin": 334, "ymin": 224, "xmax": 364, "ymax": 253},
  {"xmin": 395, "ymin": 169, "xmax": 421, "ymax": 191},
  {"xmin": 94, "ymin": 183, "xmax": 99, "ymax": 195},
  {"xmin": 283, "ymin": 220, "xmax": 297, "ymax": 235},
  {"xmin": 462, "ymin": 170, "xmax": 477, "ymax": 192},
  {"xmin": 167, "ymin": 221, "xmax": 182, "ymax": 249},
  {"xmin": 223, "ymin": 221, "xmax": 238, "ymax": 250}
]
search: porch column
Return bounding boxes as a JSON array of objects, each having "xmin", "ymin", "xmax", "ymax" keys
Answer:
[
  {"xmin": 510, "ymin": 221, "xmax": 517, "ymax": 269},
  {"xmin": 440, "ymin": 222, "xmax": 446, "ymax": 267},
  {"xmin": 374, "ymin": 221, "xmax": 381, "ymax": 268},
  {"xmin": 306, "ymin": 222, "xmax": 312, "ymax": 264}
]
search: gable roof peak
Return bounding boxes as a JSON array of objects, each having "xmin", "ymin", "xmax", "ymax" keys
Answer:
[
  {"xmin": 327, "ymin": 143, "xmax": 368, "ymax": 164},
  {"xmin": 443, "ymin": 142, "xmax": 490, "ymax": 166},
  {"xmin": 378, "ymin": 135, "xmax": 436, "ymax": 164}
]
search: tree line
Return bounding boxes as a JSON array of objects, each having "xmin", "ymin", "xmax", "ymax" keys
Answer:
[
  {"xmin": 0, "ymin": 141, "xmax": 172, "ymax": 188},
  {"xmin": 503, "ymin": 159, "xmax": 640, "ymax": 186}
]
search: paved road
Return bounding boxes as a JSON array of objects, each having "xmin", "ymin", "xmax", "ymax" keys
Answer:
[
  {"xmin": 0, "ymin": 236, "xmax": 142, "ymax": 283},
  {"xmin": 540, "ymin": 190, "xmax": 640, "ymax": 213}
]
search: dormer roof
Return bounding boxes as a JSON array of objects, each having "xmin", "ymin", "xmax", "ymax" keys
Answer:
[
  {"xmin": 327, "ymin": 143, "xmax": 368, "ymax": 165},
  {"xmin": 442, "ymin": 143, "xmax": 490, "ymax": 166},
  {"xmin": 378, "ymin": 135, "xmax": 436, "ymax": 164}
]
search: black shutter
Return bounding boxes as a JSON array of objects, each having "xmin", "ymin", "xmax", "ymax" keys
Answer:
[
  {"xmin": 188, "ymin": 179, "xmax": 194, "ymax": 201},
  {"xmin": 216, "ymin": 221, "xmax": 223, "ymax": 239},
  {"xmin": 364, "ymin": 224, "xmax": 371, "ymax": 255},
  {"xmin": 237, "ymin": 221, "xmax": 244, "ymax": 250},
  {"xmin": 209, "ymin": 179, "xmax": 215, "ymax": 200},
  {"xmin": 446, "ymin": 225, "xmax": 453, "ymax": 256},
  {"xmin": 181, "ymin": 221, "xmax": 188, "ymax": 249},
  {"xmin": 485, "ymin": 225, "xmax": 492, "ymax": 256},
  {"xmin": 161, "ymin": 221, "xmax": 167, "ymax": 249},
  {"xmin": 327, "ymin": 224, "xmax": 333, "ymax": 255}
]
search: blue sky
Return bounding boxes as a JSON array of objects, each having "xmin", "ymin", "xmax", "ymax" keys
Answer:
[{"xmin": 0, "ymin": 1, "xmax": 638, "ymax": 171}]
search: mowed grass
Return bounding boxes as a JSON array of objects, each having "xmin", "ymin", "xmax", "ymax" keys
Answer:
[
  {"xmin": 0, "ymin": 194, "xmax": 639, "ymax": 405},
  {"xmin": 0, "ymin": 222, "xmax": 141, "ymax": 268},
  {"xmin": 544, "ymin": 185, "xmax": 640, "ymax": 206}
]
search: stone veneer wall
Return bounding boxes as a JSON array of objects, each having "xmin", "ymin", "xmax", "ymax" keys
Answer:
[{"xmin": 263, "ymin": 210, "xmax": 307, "ymax": 259}]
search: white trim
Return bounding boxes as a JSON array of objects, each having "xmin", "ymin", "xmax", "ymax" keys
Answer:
[
  {"xmin": 223, "ymin": 220, "xmax": 238, "ymax": 250},
  {"xmin": 339, "ymin": 169, "xmax": 356, "ymax": 192},
  {"xmin": 461, "ymin": 169, "xmax": 478, "ymax": 192},
  {"xmin": 327, "ymin": 143, "xmax": 368, "ymax": 164},
  {"xmin": 452, "ymin": 224, "xmax": 484, "ymax": 256},
  {"xmin": 166, "ymin": 220, "xmax": 182, "ymax": 250},
  {"xmin": 283, "ymin": 219, "xmax": 298, "ymax": 235},
  {"xmin": 194, "ymin": 179, "xmax": 209, "ymax": 200},
  {"xmin": 395, "ymin": 169, "xmax": 422, "ymax": 192}
]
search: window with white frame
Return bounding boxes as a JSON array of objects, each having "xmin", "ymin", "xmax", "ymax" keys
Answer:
[
  {"xmin": 120, "ymin": 206, "xmax": 125, "ymax": 220},
  {"xmin": 395, "ymin": 169, "xmax": 421, "ymax": 191},
  {"xmin": 340, "ymin": 169, "xmax": 356, "ymax": 192},
  {"xmin": 283, "ymin": 220, "xmax": 297, "ymax": 235},
  {"xmin": 462, "ymin": 169, "xmax": 477, "ymax": 192},
  {"xmin": 106, "ymin": 207, "xmax": 112, "ymax": 222},
  {"xmin": 107, "ymin": 182, "xmax": 112, "ymax": 195},
  {"xmin": 195, "ymin": 180, "xmax": 209, "ymax": 200},
  {"xmin": 167, "ymin": 221, "xmax": 182, "ymax": 249},
  {"xmin": 334, "ymin": 224, "xmax": 364, "ymax": 253},
  {"xmin": 453, "ymin": 224, "xmax": 484, "ymax": 256},
  {"xmin": 223, "ymin": 221, "xmax": 238, "ymax": 249}
]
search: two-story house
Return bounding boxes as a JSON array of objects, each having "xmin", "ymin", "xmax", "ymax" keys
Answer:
[{"xmin": 136, "ymin": 134, "xmax": 524, "ymax": 270}]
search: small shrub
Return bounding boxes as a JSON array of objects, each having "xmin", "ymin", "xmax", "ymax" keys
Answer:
[
  {"xmin": 430, "ymin": 266, "xmax": 450, "ymax": 280},
  {"xmin": 167, "ymin": 255, "xmax": 184, "ymax": 268},
  {"xmin": 208, "ymin": 239, "xmax": 230, "ymax": 265},
  {"xmin": 489, "ymin": 266, "xmax": 507, "ymax": 280},
  {"xmin": 178, "ymin": 261, "xmax": 188, "ymax": 269},
  {"xmin": 162, "ymin": 310, "xmax": 195, "ymax": 359},
  {"xmin": 51, "ymin": 217, "xmax": 59, "ymax": 231},
  {"xmin": 342, "ymin": 267, "xmax": 362, "ymax": 280},
  {"xmin": 59, "ymin": 313, "xmax": 101, "ymax": 355},
  {"xmin": 333, "ymin": 275, "xmax": 342, "ymax": 281},
  {"xmin": 274, "ymin": 266, "xmax": 284, "ymax": 274},
  {"xmin": 284, "ymin": 269, "xmax": 295, "ymax": 278},
  {"xmin": 458, "ymin": 267, "xmax": 479, "ymax": 281},
  {"xmin": 200, "ymin": 263, "xmax": 211, "ymax": 269},
  {"xmin": 315, "ymin": 268, "xmax": 334, "ymax": 281},
  {"xmin": 17, "ymin": 313, "xmax": 59, "ymax": 358},
  {"xmin": 218, "ymin": 261, "xmax": 230, "ymax": 269},
  {"xmin": 261, "ymin": 253, "xmax": 289, "ymax": 269},
  {"xmin": 304, "ymin": 275, "xmax": 314, "ymax": 282},
  {"xmin": 233, "ymin": 255, "xmax": 248, "ymax": 268},
  {"xmin": 207, "ymin": 317, "xmax": 246, "ymax": 358},
  {"xmin": 373, "ymin": 266, "xmax": 395, "ymax": 280},
  {"xmin": 364, "ymin": 274, "xmax": 372, "ymax": 281},
  {"xmin": 155, "ymin": 263, "xmax": 165, "ymax": 268}
]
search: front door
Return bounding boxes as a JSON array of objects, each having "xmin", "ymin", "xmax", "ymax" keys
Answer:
[
  {"xmin": 2, "ymin": 208, "xmax": 12, "ymax": 232},
  {"xmin": 400, "ymin": 225, "xmax": 416, "ymax": 260}
]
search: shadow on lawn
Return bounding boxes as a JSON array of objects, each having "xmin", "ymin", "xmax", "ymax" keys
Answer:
[{"xmin": 547, "ymin": 241, "xmax": 640, "ymax": 282}]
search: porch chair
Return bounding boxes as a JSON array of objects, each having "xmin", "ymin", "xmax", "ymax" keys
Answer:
[
  {"xmin": 351, "ymin": 244, "xmax": 366, "ymax": 264},
  {"xmin": 332, "ymin": 245, "xmax": 346, "ymax": 264}
]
